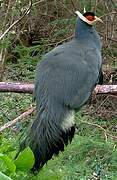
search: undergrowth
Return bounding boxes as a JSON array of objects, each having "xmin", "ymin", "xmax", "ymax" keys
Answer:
[
  {"xmin": 0, "ymin": 30, "xmax": 117, "ymax": 180},
  {"xmin": 0, "ymin": 89, "xmax": 117, "ymax": 179},
  {"xmin": 0, "ymin": 113, "xmax": 117, "ymax": 179}
]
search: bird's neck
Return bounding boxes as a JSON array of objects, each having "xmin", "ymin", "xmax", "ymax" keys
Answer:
[{"xmin": 75, "ymin": 18, "xmax": 101, "ymax": 50}]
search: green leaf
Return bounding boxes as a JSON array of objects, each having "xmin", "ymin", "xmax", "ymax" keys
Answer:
[
  {"xmin": 0, "ymin": 171, "xmax": 13, "ymax": 180},
  {"xmin": 0, "ymin": 153, "xmax": 16, "ymax": 173},
  {"xmin": 14, "ymin": 147, "xmax": 35, "ymax": 171}
]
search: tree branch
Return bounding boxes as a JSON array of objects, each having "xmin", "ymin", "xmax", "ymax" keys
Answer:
[
  {"xmin": 0, "ymin": 82, "xmax": 34, "ymax": 94},
  {"xmin": 0, "ymin": 82, "xmax": 117, "ymax": 133},
  {"xmin": 94, "ymin": 85, "xmax": 117, "ymax": 95},
  {"xmin": 0, "ymin": 82, "xmax": 117, "ymax": 95},
  {"xmin": 0, "ymin": 107, "xmax": 36, "ymax": 133}
]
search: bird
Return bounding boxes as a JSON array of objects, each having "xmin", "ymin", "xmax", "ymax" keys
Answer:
[{"xmin": 20, "ymin": 10, "xmax": 103, "ymax": 172}]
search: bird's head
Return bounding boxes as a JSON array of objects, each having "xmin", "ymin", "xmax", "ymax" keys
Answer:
[
  {"xmin": 75, "ymin": 10, "xmax": 103, "ymax": 25},
  {"xmin": 74, "ymin": 9, "xmax": 103, "ymax": 49}
]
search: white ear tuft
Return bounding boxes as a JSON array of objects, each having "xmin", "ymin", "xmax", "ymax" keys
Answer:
[
  {"xmin": 84, "ymin": 6, "xmax": 86, "ymax": 13},
  {"xmin": 75, "ymin": 11, "xmax": 89, "ymax": 24}
]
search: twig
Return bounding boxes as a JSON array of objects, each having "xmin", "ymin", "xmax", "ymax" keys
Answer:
[
  {"xmin": 32, "ymin": 0, "xmax": 46, "ymax": 6},
  {"xmin": 0, "ymin": 107, "xmax": 36, "ymax": 133},
  {"xmin": 79, "ymin": 118, "xmax": 117, "ymax": 140},
  {"xmin": 59, "ymin": 1, "xmax": 74, "ymax": 16},
  {"xmin": 100, "ymin": 11, "xmax": 117, "ymax": 18},
  {"xmin": 0, "ymin": 0, "xmax": 32, "ymax": 41},
  {"xmin": 2, "ymin": 0, "xmax": 15, "ymax": 31},
  {"xmin": 94, "ymin": 96, "xmax": 109, "ymax": 111},
  {"xmin": 100, "ymin": 33, "xmax": 117, "ymax": 43},
  {"xmin": 70, "ymin": 0, "xmax": 76, "ymax": 11}
]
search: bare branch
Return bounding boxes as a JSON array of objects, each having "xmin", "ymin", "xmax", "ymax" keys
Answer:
[
  {"xmin": 94, "ymin": 85, "xmax": 117, "ymax": 95},
  {"xmin": 0, "ymin": 0, "xmax": 32, "ymax": 41},
  {"xmin": 0, "ymin": 82, "xmax": 34, "ymax": 94},
  {"xmin": 99, "ymin": 32, "xmax": 117, "ymax": 43},
  {"xmin": 32, "ymin": 0, "xmax": 46, "ymax": 6},
  {"xmin": 0, "ymin": 82, "xmax": 117, "ymax": 95},
  {"xmin": 0, "ymin": 107, "xmax": 36, "ymax": 133},
  {"xmin": 100, "ymin": 11, "xmax": 117, "ymax": 18}
]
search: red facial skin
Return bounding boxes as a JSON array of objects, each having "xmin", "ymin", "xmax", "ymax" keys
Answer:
[{"xmin": 85, "ymin": 15, "xmax": 95, "ymax": 21}]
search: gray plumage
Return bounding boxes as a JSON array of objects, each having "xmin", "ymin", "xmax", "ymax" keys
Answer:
[{"xmin": 20, "ymin": 12, "xmax": 103, "ymax": 171}]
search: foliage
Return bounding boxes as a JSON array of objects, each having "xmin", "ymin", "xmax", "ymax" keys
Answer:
[
  {"xmin": 14, "ymin": 147, "xmax": 35, "ymax": 171},
  {"xmin": 0, "ymin": 136, "xmax": 34, "ymax": 180},
  {"xmin": 0, "ymin": 0, "xmax": 117, "ymax": 69},
  {"xmin": 0, "ymin": 110, "xmax": 117, "ymax": 179},
  {"xmin": 0, "ymin": 172, "xmax": 12, "ymax": 180}
]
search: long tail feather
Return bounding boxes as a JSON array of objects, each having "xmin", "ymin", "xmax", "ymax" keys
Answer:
[
  {"xmin": 18, "ymin": 99, "xmax": 75, "ymax": 172},
  {"xmin": 27, "ymin": 106, "xmax": 75, "ymax": 171}
]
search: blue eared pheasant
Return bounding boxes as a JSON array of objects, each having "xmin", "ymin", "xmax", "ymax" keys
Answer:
[{"xmin": 20, "ymin": 10, "xmax": 103, "ymax": 171}]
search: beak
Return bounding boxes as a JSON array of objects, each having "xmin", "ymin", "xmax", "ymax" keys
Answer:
[{"xmin": 94, "ymin": 16, "xmax": 103, "ymax": 23}]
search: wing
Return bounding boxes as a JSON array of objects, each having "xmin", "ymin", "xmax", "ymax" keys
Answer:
[
  {"xmin": 62, "ymin": 47, "xmax": 102, "ymax": 109},
  {"xmin": 34, "ymin": 41, "xmax": 102, "ymax": 110}
]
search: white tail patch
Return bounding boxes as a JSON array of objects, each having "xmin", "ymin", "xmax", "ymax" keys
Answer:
[{"xmin": 61, "ymin": 110, "xmax": 75, "ymax": 131}]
